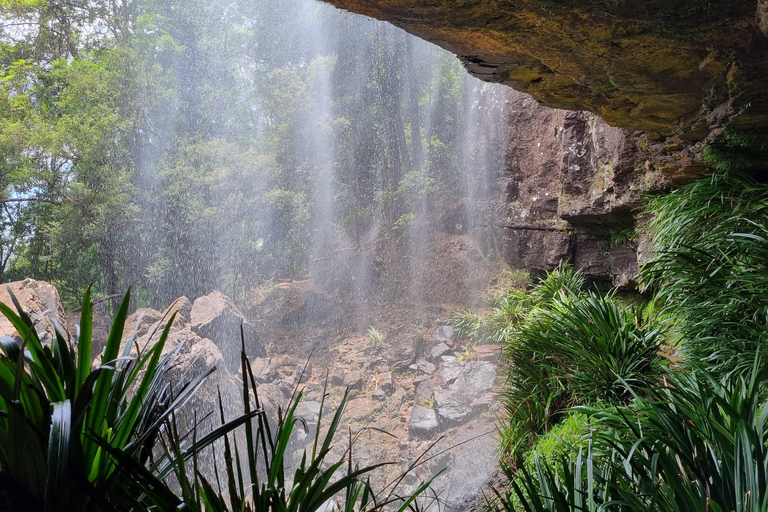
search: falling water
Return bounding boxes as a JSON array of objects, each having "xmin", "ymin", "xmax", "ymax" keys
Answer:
[{"xmin": 126, "ymin": 0, "xmax": 510, "ymax": 508}]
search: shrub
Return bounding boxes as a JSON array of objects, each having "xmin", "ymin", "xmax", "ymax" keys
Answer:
[
  {"xmin": 498, "ymin": 362, "xmax": 768, "ymax": 512},
  {"xmin": 0, "ymin": 287, "xmax": 217, "ymax": 510},
  {"xmin": 500, "ymin": 286, "xmax": 665, "ymax": 460},
  {"xmin": 642, "ymin": 171, "xmax": 768, "ymax": 377}
]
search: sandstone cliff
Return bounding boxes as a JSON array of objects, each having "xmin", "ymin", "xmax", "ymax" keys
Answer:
[{"xmin": 321, "ymin": 0, "xmax": 767, "ymax": 139}]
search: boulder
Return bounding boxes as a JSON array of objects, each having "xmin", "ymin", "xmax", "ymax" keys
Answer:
[
  {"xmin": 329, "ymin": 367, "xmax": 345, "ymax": 386},
  {"xmin": 0, "ymin": 279, "xmax": 74, "ymax": 346},
  {"xmin": 411, "ymin": 359, "xmax": 436, "ymax": 375},
  {"xmin": 435, "ymin": 362, "xmax": 496, "ymax": 427},
  {"xmin": 295, "ymin": 400, "xmax": 322, "ymax": 422},
  {"xmin": 430, "ymin": 342, "xmax": 451, "ymax": 360},
  {"xmin": 438, "ymin": 359, "xmax": 464, "ymax": 387},
  {"xmin": 470, "ymin": 344, "xmax": 502, "ymax": 362},
  {"xmin": 191, "ymin": 291, "xmax": 266, "ymax": 372},
  {"xmin": 374, "ymin": 371, "xmax": 394, "ymax": 394},
  {"xmin": 343, "ymin": 369, "xmax": 364, "ymax": 390},
  {"xmin": 427, "ymin": 427, "xmax": 499, "ymax": 512},
  {"xmin": 434, "ymin": 325, "xmax": 454, "ymax": 342},
  {"xmin": 414, "ymin": 380, "xmax": 433, "ymax": 404},
  {"xmin": 122, "ymin": 307, "xmax": 164, "ymax": 342},
  {"xmin": 251, "ymin": 357, "xmax": 278, "ymax": 383},
  {"xmin": 409, "ymin": 405, "xmax": 439, "ymax": 439},
  {"xmin": 162, "ymin": 296, "xmax": 193, "ymax": 330},
  {"xmin": 385, "ymin": 341, "xmax": 416, "ymax": 371}
]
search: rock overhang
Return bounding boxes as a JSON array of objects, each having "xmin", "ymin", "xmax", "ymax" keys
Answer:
[{"xmin": 320, "ymin": 0, "xmax": 768, "ymax": 140}]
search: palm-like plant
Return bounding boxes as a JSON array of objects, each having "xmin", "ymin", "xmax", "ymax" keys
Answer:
[
  {"xmin": 0, "ymin": 287, "xmax": 221, "ymax": 510},
  {"xmin": 641, "ymin": 171, "xmax": 768, "ymax": 377},
  {"xmin": 500, "ymin": 288, "xmax": 665, "ymax": 460},
  {"xmin": 496, "ymin": 361, "xmax": 768, "ymax": 512}
]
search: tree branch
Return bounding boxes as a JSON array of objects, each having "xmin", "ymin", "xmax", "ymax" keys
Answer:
[{"xmin": 0, "ymin": 197, "xmax": 62, "ymax": 205}]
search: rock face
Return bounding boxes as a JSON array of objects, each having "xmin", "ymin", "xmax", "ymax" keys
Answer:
[
  {"xmin": 190, "ymin": 291, "xmax": 266, "ymax": 372},
  {"xmin": 0, "ymin": 279, "xmax": 74, "ymax": 345},
  {"xmin": 490, "ymin": 88, "xmax": 679, "ymax": 286},
  {"xmin": 321, "ymin": 0, "xmax": 768, "ymax": 142}
]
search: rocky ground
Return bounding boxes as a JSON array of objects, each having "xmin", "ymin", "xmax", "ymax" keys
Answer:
[{"xmin": 0, "ymin": 228, "xmax": 512, "ymax": 511}]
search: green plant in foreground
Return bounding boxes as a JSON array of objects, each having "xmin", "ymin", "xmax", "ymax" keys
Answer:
[
  {"xmin": 642, "ymin": 171, "xmax": 768, "ymax": 377},
  {"xmin": 0, "ymin": 287, "xmax": 229, "ymax": 510},
  {"xmin": 501, "ymin": 286, "xmax": 665, "ymax": 460},
  {"xmin": 494, "ymin": 360, "xmax": 768, "ymax": 512},
  {"xmin": 449, "ymin": 309, "xmax": 487, "ymax": 343}
]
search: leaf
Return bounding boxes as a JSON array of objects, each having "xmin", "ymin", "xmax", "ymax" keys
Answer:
[
  {"xmin": 75, "ymin": 286, "xmax": 93, "ymax": 398},
  {"xmin": 45, "ymin": 400, "xmax": 71, "ymax": 511}
]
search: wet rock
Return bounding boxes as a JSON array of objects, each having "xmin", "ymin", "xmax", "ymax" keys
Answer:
[
  {"xmin": 414, "ymin": 380, "xmax": 434, "ymax": 404},
  {"xmin": 190, "ymin": 291, "xmax": 266, "ymax": 372},
  {"xmin": 409, "ymin": 405, "xmax": 439, "ymax": 439},
  {"xmin": 434, "ymin": 362, "xmax": 496, "ymax": 427},
  {"xmin": 386, "ymin": 342, "xmax": 416, "ymax": 371},
  {"xmin": 329, "ymin": 367, "xmax": 345, "ymax": 386},
  {"xmin": 0, "ymin": 279, "xmax": 74, "ymax": 347},
  {"xmin": 610, "ymin": 240, "xmax": 639, "ymax": 289},
  {"xmin": 428, "ymin": 427, "xmax": 499, "ymax": 512},
  {"xmin": 439, "ymin": 359, "xmax": 465, "ymax": 387},
  {"xmin": 295, "ymin": 400, "xmax": 322, "ymax": 421},
  {"xmin": 390, "ymin": 387, "xmax": 406, "ymax": 406},
  {"xmin": 412, "ymin": 359, "xmax": 436, "ymax": 375},
  {"xmin": 250, "ymin": 357, "xmax": 271, "ymax": 382},
  {"xmin": 434, "ymin": 325, "xmax": 454, "ymax": 342},
  {"xmin": 162, "ymin": 296, "xmax": 193, "ymax": 330},
  {"xmin": 374, "ymin": 371, "xmax": 394, "ymax": 393},
  {"xmin": 133, "ymin": 326, "xmax": 239, "ymax": 425},
  {"xmin": 343, "ymin": 369, "xmax": 364, "ymax": 390},
  {"xmin": 572, "ymin": 234, "xmax": 612, "ymax": 284},
  {"xmin": 123, "ymin": 307, "xmax": 164, "ymax": 342},
  {"xmin": 296, "ymin": 359, "xmax": 313, "ymax": 381},
  {"xmin": 434, "ymin": 389, "xmax": 469, "ymax": 426},
  {"xmin": 430, "ymin": 342, "xmax": 451, "ymax": 360},
  {"xmin": 471, "ymin": 344, "xmax": 502, "ymax": 362},
  {"xmin": 366, "ymin": 357, "xmax": 389, "ymax": 372}
]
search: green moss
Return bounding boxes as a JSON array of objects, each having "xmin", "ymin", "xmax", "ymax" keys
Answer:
[{"xmin": 703, "ymin": 125, "xmax": 768, "ymax": 172}]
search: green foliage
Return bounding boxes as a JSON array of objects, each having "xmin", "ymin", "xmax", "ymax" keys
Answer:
[
  {"xmin": 450, "ymin": 263, "xmax": 584, "ymax": 348},
  {"xmin": 520, "ymin": 413, "xmax": 591, "ymax": 474},
  {"xmin": 449, "ymin": 309, "xmax": 488, "ymax": 343},
  {"xmin": 500, "ymin": 289, "xmax": 665, "ymax": 460},
  {"xmin": 527, "ymin": 263, "xmax": 585, "ymax": 306},
  {"xmin": 702, "ymin": 125, "xmax": 767, "ymax": 172},
  {"xmin": 454, "ymin": 264, "xmax": 664, "ymax": 463},
  {"xmin": 642, "ymin": 172, "xmax": 768, "ymax": 377},
  {"xmin": 0, "ymin": 287, "xmax": 218, "ymax": 510},
  {"xmin": 393, "ymin": 212, "xmax": 416, "ymax": 244},
  {"xmin": 497, "ymin": 364, "xmax": 768, "ymax": 512},
  {"xmin": 367, "ymin": 326, "xmax": 384, "ymax": 345}
]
